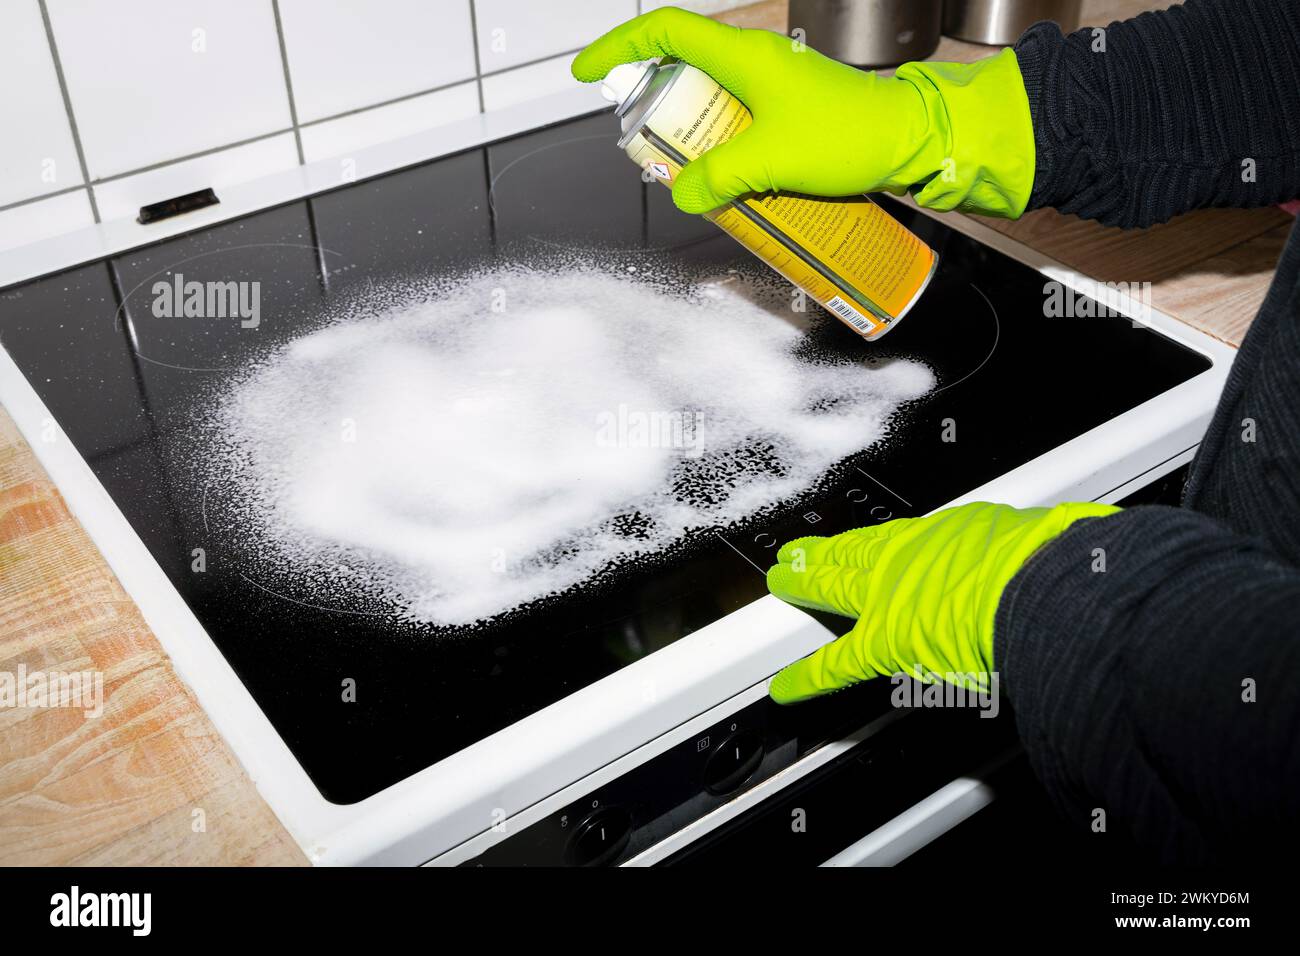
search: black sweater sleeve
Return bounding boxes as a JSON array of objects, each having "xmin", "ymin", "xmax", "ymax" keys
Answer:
[
  {"xmin": 991, "ymin": 208, "xmax": 1300, "ymax": 859},
  {"xmin": 994, "ymin": 507, "xmax": 1300, "ymax": 863},
  {"xmin": 1014, "ymin": 0, "xmax": 1300, "ymax": 228},
  {"xmin": 990, "ymin": 0, "xmax": 1300, "ymax": 864}
]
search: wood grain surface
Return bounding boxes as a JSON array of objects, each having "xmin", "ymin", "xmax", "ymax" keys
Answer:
[
  {"xmin": 0, "ymin": 0, "xmax": 1292, "ymax": 865},
  {"xmin": 0, "ymin": 411, "xmax": 304, "ymax": 865}
]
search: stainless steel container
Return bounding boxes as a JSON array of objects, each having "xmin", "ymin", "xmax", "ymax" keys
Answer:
[
  {"xmin": 942, "ymin": 0, "xmax": 1083, "ymax": 46},
  {"xmin": 788, "ymin": 0, "xmax": 943, "ymax": 68}
]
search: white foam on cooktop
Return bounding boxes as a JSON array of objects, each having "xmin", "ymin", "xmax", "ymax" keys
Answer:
[{"xmin": 201, "ymin": 264, "xmax": 933, "ymax": 625}]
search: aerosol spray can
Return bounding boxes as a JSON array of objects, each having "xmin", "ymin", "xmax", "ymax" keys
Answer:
[{"xmin": 601, "ymin": 58, "xmax": 938, "ymax": 340}]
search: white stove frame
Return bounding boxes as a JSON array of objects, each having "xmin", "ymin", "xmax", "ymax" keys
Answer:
[{"xmin": 0, "ymin": 87, "xmax": 1237, "ymax": 866}]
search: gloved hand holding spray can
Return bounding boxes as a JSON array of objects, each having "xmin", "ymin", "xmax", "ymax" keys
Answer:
[{"xmin": 573, "ymin": 7, "xmax": 1038, "ymax": 341}]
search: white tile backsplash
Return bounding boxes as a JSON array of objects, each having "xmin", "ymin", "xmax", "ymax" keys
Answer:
[
  {"xmin": 92, "ymin": 133, "xmax": 299, "ymax": 223},
  {"xmin": 279, "ymin": 0, "xmax": 477, "ymax": 124},
  {"xmin": 0, "ymin": 191, "xmax": 95, "ymax": 254},
  {"xmin": 46, "ymin": 0, "xmax": 293, "ymax": 179},
  {"xmin": 474, "ymin": 0, "xmax": 636, "ymax": 73},
  {"xmin": 0, "ymin": 0, "xmax": 759, "ymax": 252},
  {"xmin": 0, "ymin": 1, "xmax": 83, "ymax": 207},
  {"xmin": 300, "ymin": 82, "xmax": 481, "ymax": 163}
]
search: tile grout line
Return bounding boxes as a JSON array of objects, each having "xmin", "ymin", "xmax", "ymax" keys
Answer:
[
  {"xmin": 467, "ymin": 0, "xmax": 486, "ymax": 113},
  {"xmin": 475, "ymin": 1, "xmax": 495, "ymax": 251},
  {"xmin": 270, "ymin": 0, "xmax": 306, "ymax": 165},
  {"xmin": 299, "ymin": 77, "xmax": 480, "ymax": 129},
  {"xmin": 36, "ymin": 0, "xmax": 99, "ymax": 223},
  {"xmin": 85, "ymin": 128, "xmax": 297, "ymax": 186},
  {"xmin": 481, "ymin": 46, "xmax": 585, "ymax": 80},
  {"xmin": 0, "ymin": 183, "xmax": 88, "ymax": 215}
]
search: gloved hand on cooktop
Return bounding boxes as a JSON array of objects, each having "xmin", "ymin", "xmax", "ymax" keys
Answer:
[{"xmin": 765, "ymin": 501, "xmax": 1120, "ymax": 703}]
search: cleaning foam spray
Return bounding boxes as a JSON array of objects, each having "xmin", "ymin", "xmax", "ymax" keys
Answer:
[{"xmin": 601, "ymin": 58, "xmax": 938, "ymax": 340}]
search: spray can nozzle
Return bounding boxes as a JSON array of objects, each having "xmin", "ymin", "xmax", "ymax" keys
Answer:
[{"xmin": 600, "ymin": 60, "xmax": 657, "ymax": 116}]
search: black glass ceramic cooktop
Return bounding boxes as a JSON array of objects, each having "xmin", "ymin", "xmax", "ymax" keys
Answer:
[{"xmin": 0, "ymin": 112, "xmax": 1208, "ymax": 803}]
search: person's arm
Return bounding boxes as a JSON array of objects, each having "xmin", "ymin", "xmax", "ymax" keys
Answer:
[
  {"xmin": 575, "ymin": 2, "xmax": 1300, "ymax": 226},
  {"xmin": 765, "ymin": 499, "xmax": 1300, "ymax": 862},
  {"xmin": 1018, "ymin": 0, "xmax": 1300, "ymax": 228},
  {"xmin": 996, "ymin": 505, "xmax": 1300, "ymax": 862}
]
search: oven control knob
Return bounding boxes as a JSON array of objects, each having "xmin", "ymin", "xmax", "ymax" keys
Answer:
[
  {"xmin": 565, "ymin": 806, "xmax": 632, "ymax": 866},
  {"xmin": 703, "ymin": 730, "xmax": 765, "ymax": 795}
]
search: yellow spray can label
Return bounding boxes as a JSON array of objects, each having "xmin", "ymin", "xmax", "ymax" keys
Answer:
[{"xmin": 615, "ymin": 60, "xmax": 937, "ymax": 340}]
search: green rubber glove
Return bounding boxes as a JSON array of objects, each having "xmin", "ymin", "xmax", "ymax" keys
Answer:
[
  {"xmin": 765, "ymin": 501, "xmax": 1120, "ymax": 704},
  {"xmin": 571, "ymin": 6, "xmax": 1036, "ymax": 217}
]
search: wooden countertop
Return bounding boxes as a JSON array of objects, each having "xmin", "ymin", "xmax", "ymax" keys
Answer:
[{"xmin": 0, "ymin": 0, "xmax": 1290, "ymax": 865}]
